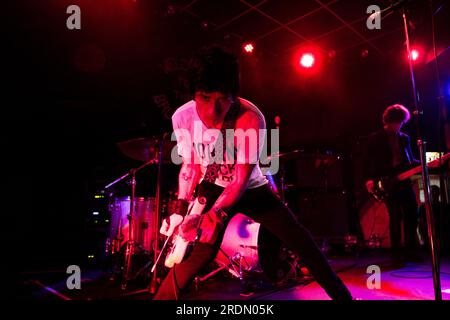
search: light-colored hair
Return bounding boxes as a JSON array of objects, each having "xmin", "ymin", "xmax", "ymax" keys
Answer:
[{"xmin": 382, "ymin": 104, "xmax": 411, "ymax": 124}]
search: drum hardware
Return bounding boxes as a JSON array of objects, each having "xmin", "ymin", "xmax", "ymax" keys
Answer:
[
  {"xmin": 148, "ymin": 133, "xmax": 168, "ymax": 294},
  {"xmin": 103, "ymin": 133, "xmax": 171, "ymax": 291},
  {"xmin": 264, "ymin": 149, "xmax": 302, "ymax": 205},
  {"xmin": 366, "ymin": 233, "xmax": 384, "ymax": 249},
  {"xmin": 104, "ymin": 160, "xmax": 156, "ymax": 289},
  {"xmin": 116, "ymin": 135, "xmax": 176, "ymax": 163},
  {"xmin": 106, "ymin": 197, "xmax": 155, "ymax": 255},
  {"xmin": 193, "ymin": 250, "xmax": 250, "ymax": 295},
  {"xmin": 194, "ymin": 213, "xmax": 297, "ymax": 294}
]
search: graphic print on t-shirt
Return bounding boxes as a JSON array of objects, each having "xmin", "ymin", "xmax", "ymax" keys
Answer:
[{"xmin": 193, "ymin": 140, "xmax": 237, "ymax": 183}]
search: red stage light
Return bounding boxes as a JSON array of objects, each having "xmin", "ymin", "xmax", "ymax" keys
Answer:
[
  {"xmin": 300, "ymin": 53, "xmax": 315, "ymax": 68},
  {"xmin": 410, "ymin": 49, "xmax": 419, "ymax": 61},
  {"xmin": 293, "ymin": 47, "xmax": 322, "ymax": 75},
  {"xmin": 243, "ymin": 43, "xmax": 254, "ymax": 53}
]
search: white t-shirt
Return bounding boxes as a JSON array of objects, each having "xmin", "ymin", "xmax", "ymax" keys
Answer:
[{"xmin": 171, "ymin": 98, "xmax": 268, "ymax": 189}]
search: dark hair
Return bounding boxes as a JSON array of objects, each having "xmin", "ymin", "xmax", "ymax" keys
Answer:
[
  {"xmin": 189, "ymin": 46, "xmax": 240, "ymax": 97},
  {"xmin": 382, "ymin": 104, "xmax": 411, "ymax": 124}
]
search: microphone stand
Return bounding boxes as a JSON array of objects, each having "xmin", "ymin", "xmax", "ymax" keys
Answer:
[{"xmin": 401, "ymin": 5, "xmax": 442, "ymax": 300}]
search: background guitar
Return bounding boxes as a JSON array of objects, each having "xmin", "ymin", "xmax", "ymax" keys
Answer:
[{"xmin": 371, "ymin": 153, "xmax": 450, "ymax": 202}]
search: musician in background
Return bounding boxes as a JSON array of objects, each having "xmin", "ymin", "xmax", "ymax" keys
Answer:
[
  {"xmin": 364, "ymin": 104, "xmax": 421, "ymax": 262},
  {"xmin": 153, "ymin": 46, "xmax": 352, "ymax": 300}
]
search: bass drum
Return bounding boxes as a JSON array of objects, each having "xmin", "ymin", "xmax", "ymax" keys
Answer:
[
  {"xmin": 215, "ymin": 213, "xmax": 293, "ymax": 282},
  {"xmin": 359, "ymin": 198, "xmax": 391, "ymax": 248},
  {"xmin": 107, "ymin": 197, "xmax": 156, "ymax": 254}
]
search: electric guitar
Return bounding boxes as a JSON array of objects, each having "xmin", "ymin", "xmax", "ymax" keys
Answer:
[
  {"xmin": 164, "ymin": 196, "xmax": 208, "ymax": 268},
  {"xmin": 371, "ymin": 153, "xmax": 450, "ymax": 202}
]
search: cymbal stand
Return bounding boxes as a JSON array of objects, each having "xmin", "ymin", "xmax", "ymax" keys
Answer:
[
  {"xmin": 121, "ymin": 168, "xmax": 136, "ymax": 289},
  {"xmin": 149, "ymin": 135, "xmax": 166, "ymax": 294}
]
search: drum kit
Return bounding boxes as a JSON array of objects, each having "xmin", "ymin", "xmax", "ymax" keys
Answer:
[
  {"xmin": 102, "ymin": 135, "xmax": 339, "ymax": 293},
  {"xmin": 103, "ymin": 134, "xmax": 170, "ymax": 291}
]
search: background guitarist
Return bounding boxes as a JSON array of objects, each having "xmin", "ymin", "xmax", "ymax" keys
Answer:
[
  {"xmin": 364, "ymin": 104, "xmax": 422, "ymax": 263},
  {"xmin": 153, "ymin": 46, "xmax": 352, "ymax": 300}
]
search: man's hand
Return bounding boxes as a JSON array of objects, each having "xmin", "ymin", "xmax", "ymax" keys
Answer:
[
  {"xmin": 198, "ymin": 210, "xmax": 225, "ymax": 245},
  {"xmin": 160, "ymin": 214, "xmax": 184, "ymax": 236},
  {"xmin": 365, "ymin": 180, "xmax": 375, "ymax": 194},
  {"xmin": 179, "ymin": 214, "xmax": 202, "ymax": 241}
]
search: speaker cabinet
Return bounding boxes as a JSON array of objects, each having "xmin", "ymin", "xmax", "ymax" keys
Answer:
[
  {"xmin": 288, "ymin": 190, "xmax": 350, "ymax": 238},
  {"xmin": 285, "ymin": 155, "xmax": 345, "ymax": 189}
]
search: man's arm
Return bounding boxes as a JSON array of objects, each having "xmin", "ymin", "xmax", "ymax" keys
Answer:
[
  {"xmin": 178, "ymin": 160, "xmax": 202, "ymax": 201},
  {"xmin": 405, "ymin": 135, "xmax": 420, "ymax": 165},
  {"xmin": 210, "ymin": 163, "xmax": 254, "ymax": 212},
  {"xmin": 160, "ymin": 160, "xmax": 202, "ymax": 236}
]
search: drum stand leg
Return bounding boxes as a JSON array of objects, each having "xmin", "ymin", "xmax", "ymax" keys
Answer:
[
  {"xmin": 121, "ymin": 169, "xmax": 137, "ymax": 290},
  {"xmin": 194, "ymin": 265, "xmax": 230, "ymax": 292},
  {"xmin": 194, "ymin": 251, "xmax": 252, "ymax": 296}
]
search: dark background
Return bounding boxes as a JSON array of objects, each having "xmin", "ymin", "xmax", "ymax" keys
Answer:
[{"xmin": 6, "ymin": 0, "xmax": 450, "ymax": 274}]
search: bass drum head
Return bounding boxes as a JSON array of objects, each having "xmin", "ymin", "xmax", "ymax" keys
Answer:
[
  {"xmin": 216, "ymin": 213, "xmax": 292, "ymax": 283},
  {"xmin": 359, "ymin": 198, "xmax": 391, "ymax": 248}
]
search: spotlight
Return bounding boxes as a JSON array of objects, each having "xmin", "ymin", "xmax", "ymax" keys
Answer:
[
  {"xmin": 243, "ymin": 43, "xmax": 254, "ymax": 54},
  {"xmin": 300, "ymin": 53, "xmax": 315, "ymax": 68},
  {"xmin": 293, "ymin": 48, "xmax": 322, "ymax": 75},
  {"xmin": 410, "ymin": 49, "xmax": 419, "ymax": 61}
]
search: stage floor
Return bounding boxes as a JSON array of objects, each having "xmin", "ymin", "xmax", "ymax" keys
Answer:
[{"xmin": 17, "ymin": 250, "xmax": 450, "ymax": 301}]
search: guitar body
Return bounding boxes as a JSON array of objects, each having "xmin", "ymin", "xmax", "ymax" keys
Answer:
[
  {"xmin": 164, "ymin": 196, "xmax": 207, "ymax": 268},
  {"xmin": 372, "ymin": 177, "xmax": 397, "ymax": 202},
  {"xmin": 164, "ymin": 235, "xmax": 191, "ymax": 268}
]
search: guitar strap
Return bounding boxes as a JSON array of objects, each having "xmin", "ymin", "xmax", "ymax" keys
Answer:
[{"xmin": 202, "ymin": 100, "xmax": 241, "ymax": 184}]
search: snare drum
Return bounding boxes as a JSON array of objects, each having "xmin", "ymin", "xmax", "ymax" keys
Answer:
[
  {"xmin": 107, "ymin": 197, "xmax": 155, "ymax": 254},
  {"xmin": 215, "ymin": 213, "xmax": 292, "ymax": 282}
]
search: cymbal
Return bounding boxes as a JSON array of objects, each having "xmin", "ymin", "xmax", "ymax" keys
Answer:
[
  {"xmin": 265, "ymin": 149, "xmax": 302, "ymax": 162},
  {"xmin": 117, "ymin": 135, "xmax": 176, "ymax": 163}
]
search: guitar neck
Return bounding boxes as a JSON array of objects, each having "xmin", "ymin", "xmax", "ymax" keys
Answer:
[{"xmin": 397, "ymin": 165, "xmax": 422, "ymax": 181}]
